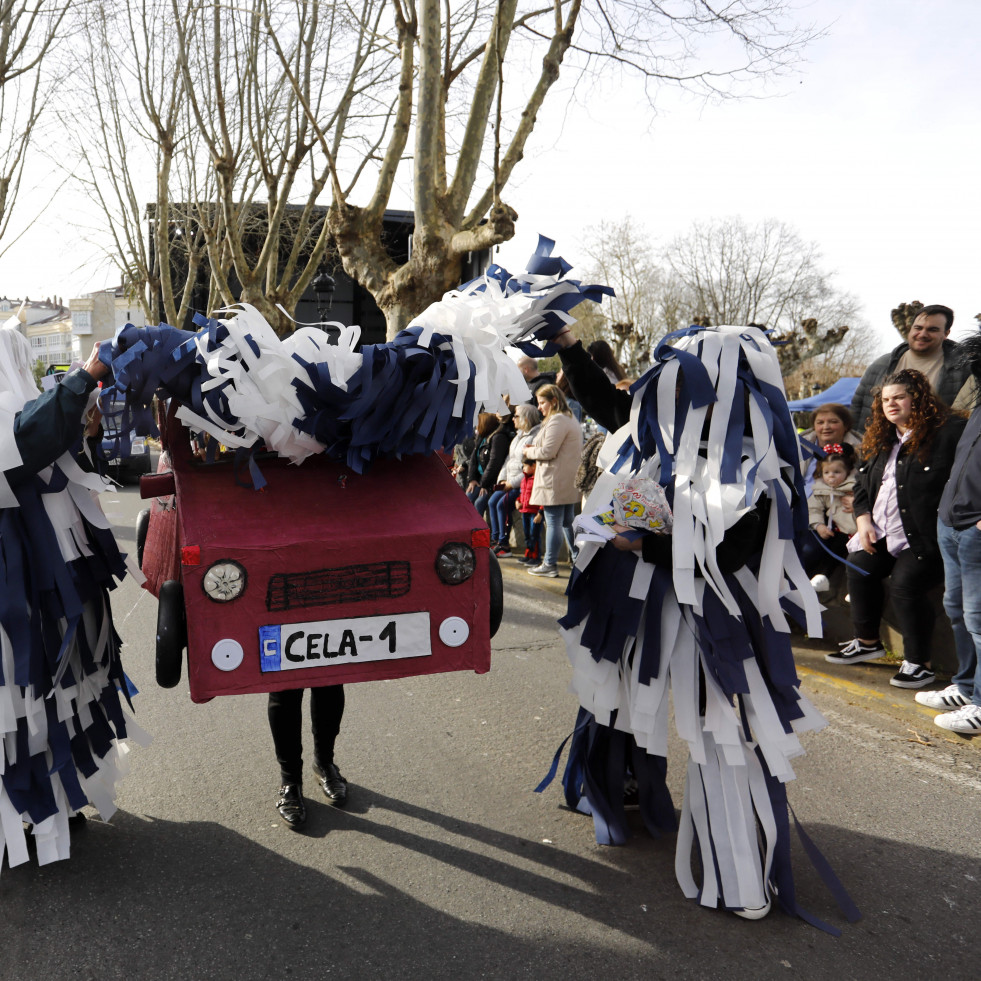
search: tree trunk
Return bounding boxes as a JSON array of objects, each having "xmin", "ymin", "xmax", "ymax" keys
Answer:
[{"xmin": 376, "ymin": 246, "xmax": 465, "ymax": 338}]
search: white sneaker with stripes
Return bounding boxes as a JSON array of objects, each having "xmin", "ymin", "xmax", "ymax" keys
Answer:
[
  {"xmin": 914, "ymin": 684, "xmax": 971, "ymax": 710},
  {"xmin": 933, "ymin": 703, "xmax": 981, "ymax": 735}
]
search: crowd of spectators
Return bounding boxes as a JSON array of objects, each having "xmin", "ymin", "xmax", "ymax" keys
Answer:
[{"xmin": 805, "ymin": 303, "xmax": 981, "ymax": 735}]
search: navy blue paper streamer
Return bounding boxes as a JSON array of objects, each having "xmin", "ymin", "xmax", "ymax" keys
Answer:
[
  {"xmin": 97, "ymin": 240, "xmax": 613, "ymax": 485},
  {"xmin": 1, "ymin": 447, "xmax": 134, "ymax": 826}
]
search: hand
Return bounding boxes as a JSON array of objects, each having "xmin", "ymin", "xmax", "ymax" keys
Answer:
[
  {"xmin": 612, "ymin": 534, "xmax": 643, "ymax": 552},
  {"xmin": 977, "ymin": 519, "xmax": 981, "ymax": 531},
  {"xmin": 816, "ymin": 524, "xmax": 834, "ymax": 540},
  {"xmin": 82, "ymin": 342, "xmax": 108, "ymax": 381},
  {"xmin": 840, "ymin": 494, "xmax": 854, "ymax": 514},
  {"xmin": 533, "ymin": 513, "xmax": 542, "ymax": 524},
  {"xmin": 467, "ymin": 480, "xmax": 479, "ymax": 492},
  {"xmin": 83, "ymin": 406, "xmax": 102, "ymax": 438},
  {"xmin": 550, "ymin": 326, "xmax": 577, "ymax": 350},
  {"xmin": 856, "ymin": 513, "xmax": 877, "ymax": 554}
]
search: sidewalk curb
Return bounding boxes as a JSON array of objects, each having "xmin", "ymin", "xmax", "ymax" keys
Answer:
[{"xmin": 502, "ymin": 559, "xmax": 980, "ymax": 752}]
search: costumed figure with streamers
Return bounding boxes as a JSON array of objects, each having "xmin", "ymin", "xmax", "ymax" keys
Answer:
[
  {"xmin": 0, "ymin": 324, "xmax": 149, "ymax": 872},
  {"xmin": 535, "ymin": 321, "xmax": 859, "ymax": 931}
]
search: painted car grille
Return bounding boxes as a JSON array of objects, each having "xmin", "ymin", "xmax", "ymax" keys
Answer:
[{"xmin": 266, "ymin": 561, "xmax": 411, "ymax": 612}]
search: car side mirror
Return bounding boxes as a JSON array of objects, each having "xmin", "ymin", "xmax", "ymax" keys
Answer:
[{"xmin": 141, "ymin": 471, "xmax": 176, "ymax": 499}]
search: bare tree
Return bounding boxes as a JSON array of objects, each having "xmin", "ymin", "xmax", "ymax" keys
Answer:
[
  {"xmin": 579, "ymin": 217, "xmax": 694, "ymax": 372},
  {"xmin": 889, "ymin": 300, "xmax": 925, "ymax": 339},
  {"xmin": 663, "ymin": 216, "xmax": 874, "ymax": 374},
  {"xmin": 0, "ymin": 0, "xmax": 73, "ymax": 256},
  {"xmin": 59, "ymin": 1, "xmax": 214, "ymax": 325},
  {"xmin": 292, "ymin": 0, "xmax": 822, "ymax": 337},
  {"xmin": 65, "ymin": 0, "xmax": 820, "ymax": 336},
  {"xmin": 578, "ymin": 215, "xmax": 877, "ymax": 384}
]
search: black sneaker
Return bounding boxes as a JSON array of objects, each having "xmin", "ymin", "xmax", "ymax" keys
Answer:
[
  {"xmin": 889, "ymin": 660, "xmax": 935, "ymax": 689},
  {"xmin": 825, "ymin": 638, "xmax": 886, "ymax": 665}
]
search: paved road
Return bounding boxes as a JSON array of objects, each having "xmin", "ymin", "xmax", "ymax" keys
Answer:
[{"xmin": 2, "ymin": 480, "xmax": 979, "ymax": 981}]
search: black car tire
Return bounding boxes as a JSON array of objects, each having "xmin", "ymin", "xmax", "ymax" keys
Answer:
[
  {"xmin": 156, "ymin": 580, "xmax": 187, "ymax": 688},
  {"xmin": 488, "ymin": 549, "xmax": 504, "ymax": 638},
  {"xmin": 136, "ymin": 508, "xmax": 150, "ymax": 569}
]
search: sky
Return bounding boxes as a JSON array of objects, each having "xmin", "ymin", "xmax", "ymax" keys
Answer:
[
  {"xmin": 494, "ymin": 0, "xmax": 981, "ymax": 352},
  {"xmin": 1, "ymin": 0, "xmax": 978, "ymax": 357}
]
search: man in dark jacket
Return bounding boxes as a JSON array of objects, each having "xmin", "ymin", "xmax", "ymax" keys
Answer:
[
  {"xmin": 850, "ymin": 305, "xmax": 970, "ymax": 433},
  {"xmin": 922, "ymin": 333, "xmax": 981, "ymax": 734},
  {"xmin": 517, "ymin": 355, "xmax": 556, "ymax": 402}
]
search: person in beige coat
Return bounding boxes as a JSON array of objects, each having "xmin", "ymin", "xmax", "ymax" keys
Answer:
[{"xmin": 522, "ymin": 383, "xmax": 583, "ymax": 577}]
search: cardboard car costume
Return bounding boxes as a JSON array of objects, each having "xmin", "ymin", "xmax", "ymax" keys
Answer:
[
  {"xmin": 142, "ymin": 405, "xmax": 502, "ymax": 702},
  {"xmin": 102, "ymin": 238, "xmax": 609, "ymax": 701}
]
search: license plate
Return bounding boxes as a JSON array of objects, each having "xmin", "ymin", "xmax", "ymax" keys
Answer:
[{"xmin": 258, "ymin": 612, "xmax": 431, "ymax": 673}]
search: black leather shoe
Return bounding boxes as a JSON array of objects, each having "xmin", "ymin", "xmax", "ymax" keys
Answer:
[
  {"xmin": 275, "ymin": 784, "xmax": 307, "ymax": 829},
  {"xmin": 313, "ymin": 762, "xmax": 348, "ymax": 805}
]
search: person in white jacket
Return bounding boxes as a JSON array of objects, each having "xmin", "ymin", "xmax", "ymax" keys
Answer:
[{"xmin": 487, "ymin": 403, "xmax": 541, "ymax": 556}]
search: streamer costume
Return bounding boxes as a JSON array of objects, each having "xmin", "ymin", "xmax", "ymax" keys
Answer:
[
  {"xmin": 97, "ymin": 238, "xmax": 611, "ymax": 475},
  {"xmin": 548, "ymin": 325, "xmax": 858, "ymax": 930},
  {"xmin": 0, "ymin": 325, "xmax": 147, "ymax": 872}
]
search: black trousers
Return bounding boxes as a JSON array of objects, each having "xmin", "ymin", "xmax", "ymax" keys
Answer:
[
  {"xmin": 846, "ymin": 542, "xmax": 944, "ymax": 666},
  {"xmin": 268, "ymin": 685, "xmax": 345, "ymax": 786},
  {"xmin": 800, "ymin": 529, "xmax": 850, "ymax": 577}
]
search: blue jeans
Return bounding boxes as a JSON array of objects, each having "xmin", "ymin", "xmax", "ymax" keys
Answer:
[
  {"xmin": 467, "ymin": 486, "xmax": 489, "ymax": 518},
  {"xmin": 487, "ymin": 487, "xmax": 520, "ymax": 545},
  {"xmin": 542, "ymin": 503, "xmax": 576, "ymax": 567},
  {"xmin": 938, "ymin": 518, "xmax": 981, "ymax": 706},
  {"xmin": 522, "ymin": 512, "xmax": 541, "ymax": 558}
]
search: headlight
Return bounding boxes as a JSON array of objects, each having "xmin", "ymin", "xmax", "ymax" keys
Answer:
[
  {"xmin": 436, "ymin": 542, "xmax": 476, "ymax": 585},
  {"xmin": 202, "ymin": 560, "xmax": 247, "ymax": 602}
]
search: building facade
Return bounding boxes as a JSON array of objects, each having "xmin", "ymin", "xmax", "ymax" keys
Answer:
[
  {"xmin": 69, "ymin": 287, "xmax": 147, "ymax": 350},
  {"xmin": 0, "ymin": 297, "xmax": 77, "ymax": 368}
]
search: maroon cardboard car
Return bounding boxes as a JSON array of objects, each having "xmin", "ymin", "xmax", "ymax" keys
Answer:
[{"xmin": 138, "ymin": 404, "xmax": 502, "ymax": 703}]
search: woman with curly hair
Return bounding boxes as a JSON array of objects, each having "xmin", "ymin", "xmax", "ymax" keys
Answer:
[{"xmin": 826, "ymin": 369, "xmax": 967, "ymax": 688}]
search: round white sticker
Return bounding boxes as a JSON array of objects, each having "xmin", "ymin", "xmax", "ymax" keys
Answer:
[
  {"xmin": 212, "ymin": 638, "xmax": 244, "ymax": 671},
  {"xmin": 438, "ymin": 617, "xmax": 470, "ymax": 648}
]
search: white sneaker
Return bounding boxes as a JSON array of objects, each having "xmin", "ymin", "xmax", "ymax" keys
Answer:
[
  {"xmin": 527, "ymin": 563, "xmax": 558, "ymax": 578},
  {"xmin": 809, "ymin": 574, "xmax": 831, "ymax": 593},
  {"xmin": 934, "ymin": 703, "xmax": 981, "ymax": 735},
  {"xmin": 914, "ymin": 684, "xmax": 971, "ymax": 710},
  {"xmin": 733, "ymin": 896, "xmax": 772, "ymax": 920}
]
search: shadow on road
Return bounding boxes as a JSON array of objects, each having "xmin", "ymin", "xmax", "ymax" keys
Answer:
[{"xmin": 2, "ymin": 795, "xmax": 976, "ymax": 981}]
